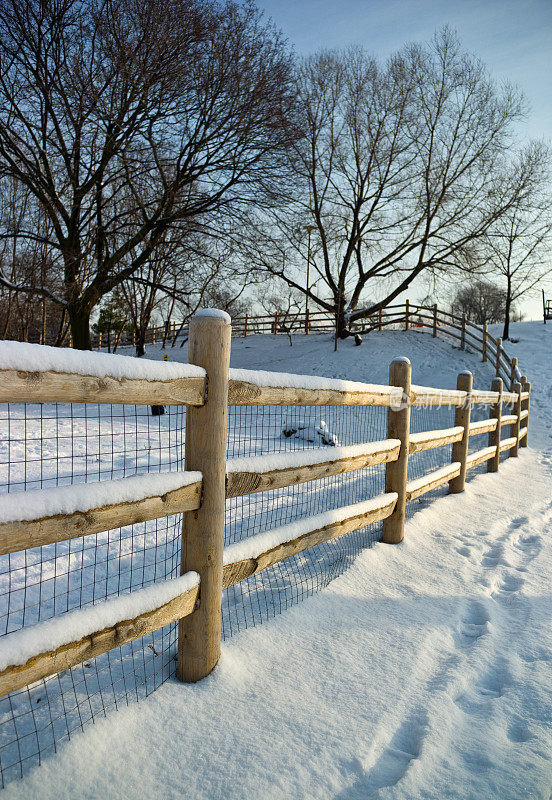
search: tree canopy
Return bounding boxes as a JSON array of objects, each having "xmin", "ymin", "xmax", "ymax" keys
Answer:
[
  {"xmin": 0, "ymin": 0, "xmax": 298, "ymax": 347},
  {"xmin": 246, "ymin": 30, "xmax": 540, "ymax": 335}
]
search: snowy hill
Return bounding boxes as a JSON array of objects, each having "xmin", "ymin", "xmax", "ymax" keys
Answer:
[
  {"xmin": 125, "ymin": 323, "xmax": 510, "ymax": 389},
  {"xmin": 5, "ymin": 322, "xmax": 552, "ymax": 800}
]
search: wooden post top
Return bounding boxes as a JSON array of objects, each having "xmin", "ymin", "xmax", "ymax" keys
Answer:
[
  {"xmin": 193, "ymin": 308, "xmax": 231, "ymax": 323},
  {"xmin": 389, "ymin": 357, "xmax": 412, "ymax": 392}
]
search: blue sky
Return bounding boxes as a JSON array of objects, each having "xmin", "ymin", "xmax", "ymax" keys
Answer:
[
  {"xmin": 260, "ymin": 0, "xmax": 552, "ymax": 319},
  {"xmin": 261, "ymin": 0, "xmax": 551, "ymax": 142}
]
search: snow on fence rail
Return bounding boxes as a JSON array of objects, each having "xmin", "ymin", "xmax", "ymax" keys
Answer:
[{"xmin": 0, "ymin": 310, "xmax": 531, "ymax": 773}]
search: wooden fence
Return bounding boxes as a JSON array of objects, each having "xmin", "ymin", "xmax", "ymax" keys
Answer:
[
  {"xmin": 91, "ymin": 303, "xmax": 524, "ymax": 396},
  {"xmin": 230, "ymin": 303, "xmax": 525, "ymax": 389},
  {"xmin": 0, "ymin": 309, "xmax": 531, "ymax": 697}
]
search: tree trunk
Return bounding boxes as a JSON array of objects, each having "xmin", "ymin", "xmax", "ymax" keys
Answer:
[
  {"xmin": 337, "ymin": 317, "xmax": 349, "ymax": 338},
  {"xmin": 41, "ymin": 299, "xmax": 47, "ymax": 345},
  {"xmin": 162, "ymin": 317, "xmax": 171, "ymax": 349},
  {"xmin": 336, "ymin": 293, "xmax": 349, "ymax": 339},
  {"xmin": 2, "ymin": 291, "xmax": 12, "ymax": 338},
  {"xmin": 135, "ymin": 327, "xmax": 147, "ymax": 357},
  {"xmin": 502, "ymin": 277, "xmax": 511, "ymax": 340},
  {"xmin": 113, "ymin": 323, "xmax": 124, "ymax": 353},
  {"xmin": 67, "ymin": 304, "xmax": 92, "ymax": 350},
  {"xmin": 173, "ymin": 318, "xmax": 187, "ymax": 347},
  {"xmin": 54, "ymin": 308, "xmax": 67, "ymax": 346}
]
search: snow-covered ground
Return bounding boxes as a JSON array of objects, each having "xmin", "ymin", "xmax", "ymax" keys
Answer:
[{"xmin": 3, "ymin": 322, "xmax": 552, "ymax": 800}]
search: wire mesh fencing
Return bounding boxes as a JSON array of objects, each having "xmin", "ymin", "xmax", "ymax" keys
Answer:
[
  {"xmin": 223, "ymin": 403, "xmax": 388, "ymax": 638},
  {"xmin": 0, "ymin": 401, "xmax": 185, "ymax": 786},
  {"xmin": 0, "ymin": 391, "xmax": 499, "ymax": 786}
]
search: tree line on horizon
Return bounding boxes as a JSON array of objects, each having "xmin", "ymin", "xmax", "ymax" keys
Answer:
[{"xmin": 0, "ymin": 0, "xmax": 549, "ymax": 350}]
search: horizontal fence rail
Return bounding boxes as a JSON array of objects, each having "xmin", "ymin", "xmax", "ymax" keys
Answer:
[
  {"xmin": 0, "ymin": 473, "xmax": 203, "ymax": 556},
  {"xmin": 225, "ymin": 441, "xmax": 401, "ymax": 498},
  {"xmin": 222, "ymin": 494, "xmax": 399, "ymax": 590},
  {"xmin": 0, "ymin": 367, "xmax": 206, "ymax": 406},
  {"xmin": 0, "ymin": 307, "xmax": 531, "ymax": 783},
  {"xmin": 0, "ymin": 574, "xmax": 200, "ymax": 697}
]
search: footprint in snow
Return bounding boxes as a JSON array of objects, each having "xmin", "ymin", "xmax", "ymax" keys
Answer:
[
  {"xmin": 509, "ymin": 516, "xmax": 529, "ymax": 530},
  {"xmin": 461, "ymin": 751, "xmax": 493, "ymax": 772},
  {"xmin": 338, "ymin": 711, "xmax": 428, "ymax": 799},
  {"xmin": 454, "ymin": 659, "xmax": 510, "ymax": 715},
  {"xmin": 513, "ymin": 533, "xmax": 542, "ymax": 562},
  {"xmin": 457, "ymin": 600, "xmax": 490, "ymax": 644},
  {"xmin": 476, "ymin": 666, "xmax": 510, "ymax": 699},
  {"xmin": 499, "ymin": 573, "xmax": 524, "ymax": 592},
  {"xmin": 481, "ymin": 543, "xmax": 506, "ymax": 568},
  {"xmin": 520, "ymin": 648, "xmax": 552, "ymax": 664},
  {"xmin": 507, "ymin": 719, "xmax": 534, "ymax": 744}
]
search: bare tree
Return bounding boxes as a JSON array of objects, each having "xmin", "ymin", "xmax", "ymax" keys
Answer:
[
  {"xmin": 480, "ymin": 143, "xmax": 552, "ymax": 340},
  {"xmin": 250, "ymin": 30, "xmax": 530, "ymax": 337},
  {"xmin": 451, "ymin": 280, "xmax": 509, "ymax": 325},
  {"xmin": 121, "ymin": 236, "xmax": 238, "ymax": 355},
  {"xmin": 257, "ymin": 286, "xmax": 303, "ymax": 330},
  {"xmin": 0, "ymin": 0, "xmax": 298, "ymax": 348},
  {"xmin": 0, "ymin": 177, "xmax": 65, "ymax": 342}
]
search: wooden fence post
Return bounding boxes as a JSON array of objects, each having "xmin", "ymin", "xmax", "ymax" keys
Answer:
[
  {"xmin": 382, "ymin": 358, "xmax": 411, "ymax": 545},
  {"xmin": 273, "ymin": 312, "xmax": 279, "ymax": 334},
  {"xmin": 405, "ymin": 299, "xmax": 410, "ymax": 331},
  {"xmin": 152, "ymin": 326, "xmax": 156, "ymax": 345},
  {"xmin": 495, "ymin": 337, "xmax": 502, "ymax": 377},
  {"xmin": 244, "ymin": 313, "xmax": 249, "ymax": 337},
  {"xmin": 178, "ymin": 310, "xmax": 231, "ymax": 683},
  {"xmin": 378, "ymin": 308, "xmax": 383, "ymax": 332},
  {"xmin": 449, "ymin": 371, "xmax": 472, "ymax": 493},
  {"xmin": 460, "ymin": 314, "xmax": 466, "ymax": 350},
  {"xmin": 510, "ymin": 357, "xmax": 518, "ymax": 391},
  {"xmin": 488, "ymin": 377, "xmax": 503, "ymax": 473},
  {"xmin": 432, "ymin": 304, "xmax": 437, "ymax": 338},
  {"xmin": 520, "ymin": 378, "xmax": 530, "ymax": 448},
  {"xmin": 482, "ymin": 324, "xmax": 487, "ymax": 362},
  {"xmin": 511, "ymin": 381, "xmax": 522, "ymax": 458},
  {"xmin": 305, "ymin": 309, "xmax": 310, "ymax": 334}
]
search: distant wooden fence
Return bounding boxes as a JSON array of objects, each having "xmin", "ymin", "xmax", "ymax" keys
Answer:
[
  {"xmin": 0, "ymin": 310, "xmax": 531, "ymax": 696},
  {"xmin": 231, "ymin": 302, "xmax": 526, "ymax": 391},
  {"xmin": 92, "ymin": 302, "xmax": 524, "ymax": 394}
]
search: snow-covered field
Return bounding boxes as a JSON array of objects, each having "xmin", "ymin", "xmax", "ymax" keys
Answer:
[{"xmin": 3, "ymin": 322, "xmax": 552, "ymax": 799}]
